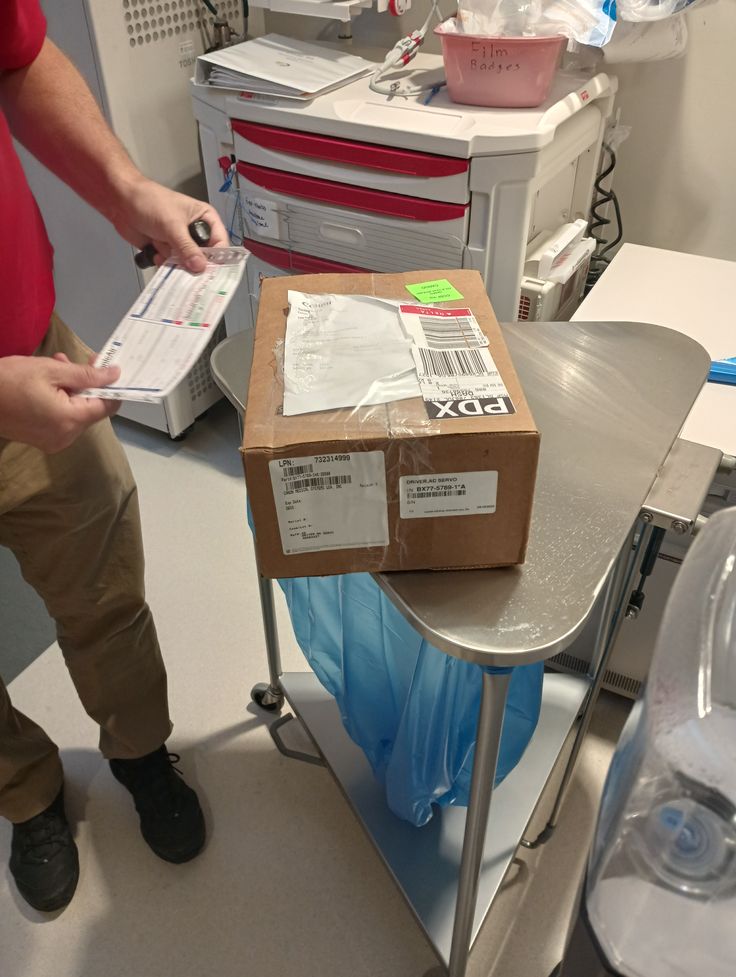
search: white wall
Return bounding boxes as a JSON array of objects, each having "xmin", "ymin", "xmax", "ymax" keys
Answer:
[{"xmin": 610, "ymin": 3, "xmax": 736, "ymax": 260}]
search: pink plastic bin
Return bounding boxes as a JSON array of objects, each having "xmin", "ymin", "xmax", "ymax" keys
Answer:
[{"xmin": 435, "ymin": 27, "xmax": 566, "ymax": 108}]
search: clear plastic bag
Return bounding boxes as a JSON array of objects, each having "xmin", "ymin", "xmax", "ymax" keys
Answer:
[
  {"xmin": 280, "ymin": 572, "xmax": 544, "ymax": 826},
  {"xmin": 447, "ymin": 0, "xmax": 616, "ymax": 46},
  {"xmin": 602, "ymin": 14, "xmax": 688, "ymax": 63},
  {"xmin": 618, "ymin": 0, "xmax": 713, "ymax": 21}
]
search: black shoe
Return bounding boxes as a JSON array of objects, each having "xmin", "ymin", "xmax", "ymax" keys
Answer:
[
  {"xmin": 9, "ymin": 787, "xmax": 79, "ymax": 912},
  {"xmin": 109, "ymin": 747, "xmax": 205, "ymax": 864}
]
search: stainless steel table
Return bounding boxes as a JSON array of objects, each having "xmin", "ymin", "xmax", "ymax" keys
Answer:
[{"xmin": 211, "ymin": 320, "xmax": 712, "ymax": 977}]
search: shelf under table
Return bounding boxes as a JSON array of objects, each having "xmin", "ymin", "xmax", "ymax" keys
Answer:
[{"xmin": 281, "ymin": 670, "xmax": 590, "ymax": 968}]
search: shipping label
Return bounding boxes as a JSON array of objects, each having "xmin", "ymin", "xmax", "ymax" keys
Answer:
[
  {"xmin": 400, "ymin": 303, "xmax": 515, "ymax": 417},
  {"xmin": 269, "ymin": 451, "xmax": 389, "ymax": 555},
  {"xmin": 399, "ymin": 305, "xmax": 489, "ymax": 350},
  {"xmin": 399, "ymin": 471, "xmax": 498, "ymax": 519},
  {"xmin": 411, "ymin": 343, "xmax": 516, "ymax": 417}
]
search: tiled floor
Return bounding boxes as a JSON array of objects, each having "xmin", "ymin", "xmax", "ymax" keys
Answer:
[{"xmin": 0, "ymin": 404, "xmax": 630, "ymax": 977}]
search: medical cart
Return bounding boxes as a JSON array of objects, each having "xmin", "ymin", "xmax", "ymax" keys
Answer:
[
  {"xmin": 192, "ymin": 57, "xmax": 616, "ymax": 331},
  {"xmin": 210, "ymin": 317, "xmax": 717, "ymax": 977}
]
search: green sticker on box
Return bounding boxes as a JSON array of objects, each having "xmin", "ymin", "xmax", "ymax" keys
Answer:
[{"xmin": 405, "ymin": 279, "xmax": 464, "ymax": 303}]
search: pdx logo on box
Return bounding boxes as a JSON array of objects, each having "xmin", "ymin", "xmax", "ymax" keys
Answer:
[{"xmin": 426, "ymin": 396, "xmax": 516, "ymax": 419}]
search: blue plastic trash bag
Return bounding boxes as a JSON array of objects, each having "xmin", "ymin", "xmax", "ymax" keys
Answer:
[{"xmin": 279, "ymin": 572, "xmax": 543, "ymax": 827}]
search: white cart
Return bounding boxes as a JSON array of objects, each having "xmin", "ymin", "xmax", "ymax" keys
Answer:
[{"xmin": 193, "ymin": 59, "xmax": 616, "ymax": 330}]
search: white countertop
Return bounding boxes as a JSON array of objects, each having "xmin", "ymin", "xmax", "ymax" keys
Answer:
[
  {"xmin": 191, "ymin": 63, "xmax": 616, "ymax": 158},
  {"xmin": 573, "ymin": 243, "xmax": 736, "ymax": 455}
]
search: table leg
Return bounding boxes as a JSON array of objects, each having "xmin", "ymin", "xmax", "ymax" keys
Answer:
[
  {"xmin": 251, "ymin": 573, "xmax": 285, "ymax": 712},
  {"xmin": 523, "ymin": 522, "xmax": 651, "ymax": 847},
  {"xmin": 447, "ymin": 668, "xmax": 512, "ymax": 977}
]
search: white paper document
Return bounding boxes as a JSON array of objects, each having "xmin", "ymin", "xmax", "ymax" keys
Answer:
[
  {"xmin": 269, "ymin": 451, "xmax": 389, "ymax": 555},
  {"xmin": 241, "ymin": 195, "xmax": 283, "ymax": 239},
  {"xmin": 196, "ymin": 35, "xmax": 373, "ymax": 99},
  {"xmin": 83, "ymin": 248, "xmax": 247, "ymax": 403},
  {"xmin": 283, "ymin": 291, "xmax": 421, "ymax": 416}
]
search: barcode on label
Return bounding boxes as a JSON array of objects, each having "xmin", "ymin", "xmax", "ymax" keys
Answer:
[
  {"xmin": 417, "ymin": 347, "xmax": 490, "ymax": 377},
  {"xmin": 418, "ymin": 316, "xmax": 485, "ymax": 349},
  {"xmin": 283, "ymin": 464, "xmax": 314, "ymax": 478},
  {"xmin": 284, "ymin": 475, "xmax": 352, "ymax": 494},
  {"xmin": 407, "ymin": 488, "xmax": 467, "ymax": 499}
]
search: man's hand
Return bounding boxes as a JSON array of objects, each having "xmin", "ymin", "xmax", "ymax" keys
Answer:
[
  {"xmin": 0, "ymin": 39, "xmax": 230, "ymax": 274},
  {"xmin": 111, "ymin": 177, "xmax": 230, "ymax": 274},
  {"xmin": 0, "ymin": 356, "xmax": 121, "ymax": 453}
]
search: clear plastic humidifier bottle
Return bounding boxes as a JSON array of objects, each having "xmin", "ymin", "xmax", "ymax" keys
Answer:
[{"xmin": 585, "ymin": 506, "xmax": 736, "ymax": 977}]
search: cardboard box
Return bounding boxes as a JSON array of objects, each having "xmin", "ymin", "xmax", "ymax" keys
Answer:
[{"xmin": 243, "ymin": 269, "xmax": 539, "ymax": 578}]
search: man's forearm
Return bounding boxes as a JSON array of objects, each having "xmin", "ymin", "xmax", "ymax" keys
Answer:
[{"xmin": 0, "ymin": 38, "xmax": 143, "ymax": 226}]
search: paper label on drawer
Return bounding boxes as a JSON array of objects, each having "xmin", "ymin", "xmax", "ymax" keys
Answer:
[
  {"xmin": 399, "ymin": 306, "xmax": 488, "ymax": 349},
  {"xmin": 242, "ymin": 195, "xmax": 282, "ymax": 240},
  {"xmin": 400, "ymin": 471, "xmax": 498, "ymax": 519},
  {"xmin": 269, "ymin": 451, "xmax": 389, "ymax": 555},
  {"xmin": 411, "ymin": 345, "xmax": 515, "ymax": 418}
]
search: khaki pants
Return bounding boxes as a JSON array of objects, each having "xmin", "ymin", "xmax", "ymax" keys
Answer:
[{"xmin": 0, "ymin": 316, "xmax": 172, "ymax": 823}]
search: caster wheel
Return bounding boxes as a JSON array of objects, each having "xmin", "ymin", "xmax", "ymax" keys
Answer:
[
  {"xmin": 171, "ymin": 423, "xmax": 194, "ymax": 442},
  {"xmin": 251, "ymin": 682, "xmax": 283, "ymax": 712}
]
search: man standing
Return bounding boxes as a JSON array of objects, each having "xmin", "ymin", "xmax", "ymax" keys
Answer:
[{"xmin": 0, "ymin": 0, "xmax": 228, "ymax": 912}]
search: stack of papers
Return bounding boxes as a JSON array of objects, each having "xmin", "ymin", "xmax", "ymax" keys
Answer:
[
  {"xmin": 82, "ymin": 248, "xmax": 248, "ymax": 403},
  {"xmin": 195, "ymin": 34, "xmax": 373, "ymax": 100}
]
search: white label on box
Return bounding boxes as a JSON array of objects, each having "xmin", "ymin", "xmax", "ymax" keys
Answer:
[
  {"xmin": 400, "ymin": 471, "xmax": 498, "ymax": 519},
  {"xmin": 243, "ymin": 195, "xmax": 282, "ymax": 240},
  {"xmin": 269, "ymin": 451, "xmax": 389, "ymax": 555},
  {"xmin": 399, "ymin": 305, "xmax": 489, "ymax": 349},
  {"xmin": 411, "ymin": 344, "xmax": 515, "ymax": 418}
]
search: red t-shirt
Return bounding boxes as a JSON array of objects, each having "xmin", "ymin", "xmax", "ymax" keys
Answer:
[{"xmin": 0, "ymin": 0, "xmax": 55, "ymax": 357}]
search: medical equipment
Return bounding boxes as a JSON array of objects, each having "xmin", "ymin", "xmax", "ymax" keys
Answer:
[
  {"xmin": 210, "ymin": 316, "xmax": 710, "ymax": 977},
  {"xmin": 557, "ymin": 505, "xmax": 736, "ymax": 977},
  {"xmin": 369, "ymin": 0, "xmax": 446, "ymax": 97},
  {"xmin": 18, "ymin": 0, "xmax": 245, "ymax": 437},
  {"xmin": 519, "ymin": 219, "xmax": 595, "ymax": 320},
  {"xmin": 192, "ymin": 60, "xmax": 616, "ymax": 331}
]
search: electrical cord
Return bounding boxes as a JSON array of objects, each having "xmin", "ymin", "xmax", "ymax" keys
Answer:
[
  {"xmin": 586, "ymin": 143, "xmax": 623, "ymax": 291},
  {"xmin": 369, "ymin": 0, "xmax": 446, "ymax": 98},
  {"xmin": 200, "ymin": 0, "xmax": 242, "ymax": 50}
]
